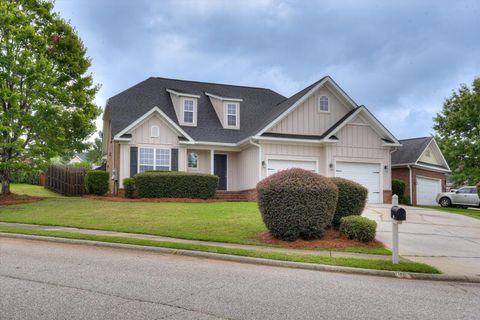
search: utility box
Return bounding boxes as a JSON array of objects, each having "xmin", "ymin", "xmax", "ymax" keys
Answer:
[{"xmin": 391, "ymin": 206, "xmax": 406, "ymax": 221}]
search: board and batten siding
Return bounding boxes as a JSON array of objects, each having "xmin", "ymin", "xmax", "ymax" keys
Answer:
[
  {"xmin": 232, "ymin": 146, "xmax": 259, "ymax": 191},
  {"xmin": 260, "ymin": 143, "xmax": 325, "ymax": 179},
  {"xmin": 268, "ymin": 87, "xmax": 350, "ymax": 136},
  {"xmin": 117, "ymin": 114, "xmax": 182, "ymax": 188},
  {"xmin": 330, "ymin": 124, "xmax": 391, "ymax": 189}
]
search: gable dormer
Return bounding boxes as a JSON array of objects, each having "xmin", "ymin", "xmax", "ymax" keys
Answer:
[
  {"xmin": 167, "ymin": 89, "xmax": 200, "ymax": 127},
  {"xmin": 206, "ymin": 92, "xmax": 242, "ymax": 130}
]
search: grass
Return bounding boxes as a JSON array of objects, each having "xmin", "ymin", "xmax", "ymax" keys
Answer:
[
  {"xmin": 420, "ymin": 205, "xmax": 480, "ymax": 220},
  {"xmin": 1, "ymin": 184, "xmax": 389, "ymax": 255},
  {"xmin": 0, "ymin": 226, "xmax": 439, "ymax": 274},
  {"xmin": 10, "ymin": 183, "xmax": 60, "ymax": 198}
]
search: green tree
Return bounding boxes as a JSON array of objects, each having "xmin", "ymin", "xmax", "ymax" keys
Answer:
[
  {"xmin": 86, "ymin": 132, "xmax": 103, "ymax": 165},
  {"xmin": 0, "ymin": 0, "xmax": 100, "ymax": 195},
  {"xmin": 433, "ymin": 78, "xmax": 480, "ymax": 186}
]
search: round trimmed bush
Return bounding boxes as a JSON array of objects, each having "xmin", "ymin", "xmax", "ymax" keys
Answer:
[
  {"xmin": 330, "ymin": 177, "xmax": 368, "ymax": 228},
  {"xmin": 256, "ymin": 168, "xmax": 338, "ymax": 241},
  {"xmin": 339, "ymin": 216, "xmax": 377, "ymax": 242},
  {"xmin": 123, "ymin": 177, "xmax": 136, "ymax": 198},
  {"xmin": 85, "ymin": 171, "xmax": 109, "ymax": 195}
]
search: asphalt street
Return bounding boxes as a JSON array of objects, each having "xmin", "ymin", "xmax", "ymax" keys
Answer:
[{"xmin": 0, "ymin": 237, "xmax": 479, "ymax": 320}]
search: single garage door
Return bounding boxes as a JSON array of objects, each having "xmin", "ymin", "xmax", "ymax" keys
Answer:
[
  {"xmin": 267, "ymin": 159, "xmax": 317, "ymax": 176},
  {"xmin": 416, "ymin": 177, "xmax": 441, "ymax": 206},
  {"xmin": 335, "ymin": 162, "xmax": 381, "ymax": 203}
]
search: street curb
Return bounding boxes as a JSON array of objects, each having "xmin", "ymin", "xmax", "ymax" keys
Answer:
[{"xmin": 1, "ymin": 232, "xmax": 479, "ymax": 283}]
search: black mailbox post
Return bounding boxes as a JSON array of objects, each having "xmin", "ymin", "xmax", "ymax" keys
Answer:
[{"xmin": 391, "ymin": 206, "xmax": 406, "ymax": 221}]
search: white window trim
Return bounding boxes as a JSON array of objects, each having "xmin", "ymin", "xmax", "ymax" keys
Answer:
[
  {"xmin": 181, "ymin": 98, "xmax": 197, "ymax": 126},
  {"xmin": 187, "ymin": 152, "xmax": 199, "ymax": 170},
  {"xmin": 318, "ymin": 95, "xmax": 330, "ymax": 113},
  {"xmin": 138, "ymin": 147, "xmax": 171, "ymax": 173},
  {"xmin": 150, "ymin": 125, "xmax": 159, "ymax": 138},
  {"xmin": 224, "ymin": 102, "xmax": 239, "ymax": 129}
]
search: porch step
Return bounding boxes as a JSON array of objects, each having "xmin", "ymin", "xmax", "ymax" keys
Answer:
[{"xmin": 215, "ymin": 191, "xmax": 251, "ymax": 201}]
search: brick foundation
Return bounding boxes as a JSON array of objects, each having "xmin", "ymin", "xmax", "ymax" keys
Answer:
[{"xmin": 383, "ymin": 190, "xmax": 392, "ymax": 204}]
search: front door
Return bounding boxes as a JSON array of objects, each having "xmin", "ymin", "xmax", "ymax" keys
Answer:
[{"xmin": 214, "ymin": 154, "xmax": 227, "ymax": 190}]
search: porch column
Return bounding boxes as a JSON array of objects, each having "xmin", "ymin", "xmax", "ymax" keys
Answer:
[{"xmin": 210, "ymin": 149, "xmax": 214, "ymax": 174}]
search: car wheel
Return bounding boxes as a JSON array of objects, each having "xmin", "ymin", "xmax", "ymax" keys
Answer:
[
  {"xmin": 461, "ymin": 206, "xmax": 469, "ymax": 209},
  {"xmin": 440, "ymin": 197, "xmax": 451, "ymax": 207}
]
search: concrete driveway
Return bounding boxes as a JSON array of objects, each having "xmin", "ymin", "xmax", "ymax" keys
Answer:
[{"xmin": 364, "ymin": 205, "xmax": 480, "ymax": 278}]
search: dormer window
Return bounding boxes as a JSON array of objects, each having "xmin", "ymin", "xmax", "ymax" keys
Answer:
[
  {"xmin": 150, "ymin": 125, "xmax": 159, "ymax": 138},
  {"xmin": 319, "ymin": 96, "xmax": 329, "ymax": 113},
  {"xmin": 226, "ymin": 103, "xmax": 238, "ymax": 128},
  {"xmin": 183, "ymin": 99, "xmax": 194, "ymax": 123}
]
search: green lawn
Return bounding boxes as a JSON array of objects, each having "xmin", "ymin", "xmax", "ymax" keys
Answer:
[
  {"xmin": 1, "ymin": 184, "xmax": 389, "ymax": 255},
  {"xmin": 0, "ymin": 226, "xmax": 438, "ymax": 274},
  {"xmin": 421, "ymin": 206, "xmax": 480, "ymax": 220},
  {"xmin": 10, "ymin": 183, "xmax": 60, "ymax": 198}
]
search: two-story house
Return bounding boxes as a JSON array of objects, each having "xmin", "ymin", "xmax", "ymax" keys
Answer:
[{"xmin": 102, "ymin": 76, "xmax": 401, "ymax": 203}]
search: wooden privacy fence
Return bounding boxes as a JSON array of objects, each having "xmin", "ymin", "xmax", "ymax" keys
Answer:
[{"xmin": 45, "ymin": 165, "xmax": 87, "ymax": 196}]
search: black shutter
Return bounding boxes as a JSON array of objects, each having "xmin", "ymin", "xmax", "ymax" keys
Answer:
[
  {"xmin": 171, "ymin": 148, "xmax": 178, "ymax": 171},
  {"xmin": 130, "ymin": 147, "xmax": 138, "ymax": 177}
]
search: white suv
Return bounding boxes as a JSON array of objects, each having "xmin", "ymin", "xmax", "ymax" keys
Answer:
[{"xmin": 436, "ymin": 186, "xmax": 479, "ymax": 208}]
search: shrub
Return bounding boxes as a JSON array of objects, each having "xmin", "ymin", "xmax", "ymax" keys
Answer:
[
  {"xmin": 256, "ymin": 168, "xmax": 338, "ymax": 241},
  {"xmin": 339, "ymin": 216, "xmax": 377, "ymax": 242},
  {"xmin": 392, "ymin": 179, "xmax": 406, "ymax": 201},
  {"xmin": 11, "ymin": 170, "xmax": 42, "ymax": 185},
  {"xmin": 401, "ymin": 195, "xmax": 411, "ymax": 205},
  {"xmin": 329, "ymin": 177, "xmax": 368, "ymax": 228},
  {"xmin": 85, "ymin": 171, "xmax": 109, "ymax": 195},
  {"xmin": 135, "ymin": 171, "xmax": 218, "ymax": 199},
  {"xmin": 123, "ymin": 177, "xmax": 136, "ymax": 198},
  {"xmin": 73, "ymin": 161, "xmax": 92, "ymax": 170}
]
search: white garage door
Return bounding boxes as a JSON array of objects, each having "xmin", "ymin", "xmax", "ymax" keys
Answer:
[
  {"xmin": 335, "ymin": 162, "xmax": 381, "ymax": 203},
  {"xmin": 416, "ymin": 177, "xmax": 441, "ymax": 206},
  {"xmin": 267, "ymin": 159, "xmax": 317, "ymax": 176}
]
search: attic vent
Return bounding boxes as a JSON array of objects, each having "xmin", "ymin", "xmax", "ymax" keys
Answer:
[{"xmin": 151, "ymin": 125, "xmax": 159, "ymax": 138}]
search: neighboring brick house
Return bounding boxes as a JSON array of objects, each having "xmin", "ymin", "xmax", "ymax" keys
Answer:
[
  {"xmin": 103, "ymin": 76, "xmax": 402, "ymax": 203},
  {"xmin": 392, "ymin": 137, "xmax": 451, "ymax": 206}
]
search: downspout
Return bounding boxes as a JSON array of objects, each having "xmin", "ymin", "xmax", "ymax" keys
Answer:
[
  {"xmin": 249, "ymin": 139, "xmax": 262, "ymax": 181},
  {"xmin": 408, "ymin": 164, "xmax": 413, "ymax": 204}
]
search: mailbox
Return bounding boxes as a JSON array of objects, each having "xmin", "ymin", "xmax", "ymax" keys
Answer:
[{"xmin": 391, "ymin": 206, "xmax": 406, "ymax": 221}]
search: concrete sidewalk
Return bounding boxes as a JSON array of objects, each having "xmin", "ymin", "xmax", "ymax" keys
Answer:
[
  {"xmin": 0, "ymin": 221, "xmax": 391, "ymax": 261},
  {"xmin": 364, "ymin": 204, "xmax": 480, "ymax": 279}
]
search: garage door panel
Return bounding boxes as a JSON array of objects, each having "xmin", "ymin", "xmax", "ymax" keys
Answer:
[
  {"xmin": 267, "ymin": 159, "xmax": 317, "ymax": 176},
  {"xmin": 336, "ymin": 162, "xmax": 381, "ymax": 204},
  {"xmin": 417, "ymin": 177, "xmax": 441, "ymax": 206}
]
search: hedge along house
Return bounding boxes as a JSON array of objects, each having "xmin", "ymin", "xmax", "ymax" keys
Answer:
[
  {"xmin": 102, "ymin": 76, "xmax": 401, "ymax": 203},
  {"xmin": 391, "ymin": 137, "xmax": 451, "ymax": 206}
]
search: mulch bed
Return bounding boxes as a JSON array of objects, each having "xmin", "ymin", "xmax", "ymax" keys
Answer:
[
  {"xmin": 82, "ymin": 195, "xmax": 227, "ymax": 203},
  {"xmin": 0, "ymin": 193, "xmax": 44, "ymax": 205},
  {"xmin": 257, "ymin": 229, "xmax": 384, "ymax": 249}
]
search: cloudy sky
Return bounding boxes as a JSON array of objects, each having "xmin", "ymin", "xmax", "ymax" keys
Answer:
[{"xmin": 54, "ymin": 0, "xmax": 480, "ymax": 140}]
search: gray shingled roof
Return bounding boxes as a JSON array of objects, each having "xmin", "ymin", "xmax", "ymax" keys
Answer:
[
  {"xmin": 106, "ymin": 77, "xmax": 288, "ymax": 143},
  {"xmin": 391, "ymin": 137, "xmax": 433, "ymax": 165}
]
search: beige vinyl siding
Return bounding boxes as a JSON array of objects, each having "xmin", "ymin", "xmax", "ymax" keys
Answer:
[
  {"xmin": 232, "ymin": 146, "xmax": 259, "ymax": 191},
  {"xmin": 268, "ymin": 86, "xmax": 350, "ymax": 136},
  {"xmin": 118, "ymin": 114, "xmax": 181, "ymax": 188},
  {"xmin": 186, "ymin": 149, "xmax": 211, "ymax": 174},
  {"xmin": 260, "ymin": 143, "xmax": 325, "ymax": 179},
  {"xmin": 209, "ymin": 96, "xmax": 225, "ymax": 127},
  {"xmin": 419, "ymin": 144, "xmax": 442, "ymax": 165},
  {"xmin": 130, "ymin": 115, "xmax": 179, "ymax": 146},
  {"xmin": 329, "ymin": 124, "xmax": 391, "ymax": 190},
  {"xmin": 169, "ymin": 93, "xmax": 181, "ymax": 123}
]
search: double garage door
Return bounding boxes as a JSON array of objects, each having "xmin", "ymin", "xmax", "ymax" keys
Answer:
[{"xmin": 267, "ymin": 159, "xmax": 381, "ymax": 203}]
